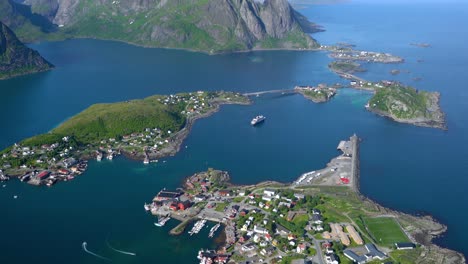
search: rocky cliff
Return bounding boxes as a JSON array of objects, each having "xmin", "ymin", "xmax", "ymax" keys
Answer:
[
  {"xmin": 13, "ymin": 0, "xmax": 320, "ymax": 53},
  {"xmin": 0, "ymin": 22, "xmax": 53, "ymax": 80}
]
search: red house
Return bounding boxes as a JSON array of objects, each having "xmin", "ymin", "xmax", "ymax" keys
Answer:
[
  {"xmin": 169, "ymin": 202, "xmax": 179, "ymax": 211},
  {"xmin": 178, "ymin": 201, "xmax": 192, "ymax": 211},
  {"xmin": 340, "ymin": 177, "xmax": 350, "ymax": 184},
  {"xmin": 36, "ymin": 171, "xmax": 50, "ymax": 179}
]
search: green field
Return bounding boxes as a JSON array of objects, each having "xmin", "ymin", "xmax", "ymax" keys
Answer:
[{"xmin": 363, "ymin": 217, "xmax": 409, "ymax": 247}]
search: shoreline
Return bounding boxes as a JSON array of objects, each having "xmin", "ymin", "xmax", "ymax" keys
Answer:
[{"xmin": 145, "ymin": 135, "xmax": 465, "ymax": 263}]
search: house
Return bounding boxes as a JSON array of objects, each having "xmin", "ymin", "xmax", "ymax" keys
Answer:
[
  {"xmin": 260, "ymin": 246, "xmax": 275, "ymax": 256},
  {"xmin": 263, "ymin": 189, "xmax": 276, "ymax": 197},
  {"xmin": 313, "ymin": 225, "xmax": 324, "ymax": 232},
  {"xmin": 294, "ymin": 193, "xmax": 305, "ymax": 200},
  {"xmin": 278, "ymin": 201, "xmax": 292, "ymax": 208},
  {"xmin": 343, "ymin": 249, "xmax": 367, "ymax": 264},
  {"xmin": 296, "ymin": 243, "xmax": 306, "ymax": 253},
  {"xmin": 276, "ymin": 224, "xmax": 291, "ymax": 235},
  {"xmin": 219, "ymin": 190, "xmax": 231, "ymax": 197},
  {"xmin": 154, "ymin": 190, "xmax": 181, "ymax": 201},
  {"xmin": 36, "ymin": 171, "xmax": 50, "ymax": 180},
  {"xmin": 178, "ymin": 200, "xmax": 192, "ymax": 210},
  {"xmin": 312, "ymin": 209, "xmax": 321, "ymax": 215},
  {"xmin": 287, "ymin": 211, "xmax": 296, "ymax": 221},
  {"xmin": 169, "ymin": 202, "xmax": 179, "ymax": 211},
  {"xmin": 365, "ymin": 243, "xmax": 386, "ymax": 260},
  {"xmin": 239, "ymin": 190, "xmax": 246, "ymax": 196},
  {"xmin": 312, "ymin": 214, "xmax": 323, "ymax": 224},
  {"xmin": 262, "ymin": 195, "xmax": 273, "ymax": 202},
  {"xmin": 395, "ymin": 242, "xmax": 416, "ymax": 250},
  {"xmin": 287, "ymin": 234, "xmax": 296, "ymax": 241},
  {"xmin": 254, "ymin": 225, "xmax": 269, "ymax": 235},
  {"xmin": 325, "ymin": 253, "xmax": 339, "ymax": 264},
  {"xmin": 242, "ymin": 243, "xmax": 256, "ymax": 252},
  {"xmin": 194, "ymin": 194, "xmax": 205, "ymax": 202}
]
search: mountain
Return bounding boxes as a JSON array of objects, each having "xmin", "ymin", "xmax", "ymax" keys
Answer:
[
  {"xmin": 7, "ymin": 0, "xmax": 321, "ymax": 53},
  {"xmin": 0, "ymin": 21, "xmax": 53, "ymax": 80}
]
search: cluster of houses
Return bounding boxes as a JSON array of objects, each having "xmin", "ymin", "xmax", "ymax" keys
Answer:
[
  {"xmin": 151, "ymin": 189, "xmax": 193, "ymax": 212},
  {"xmin": 330, "ymin": 50, "xmax": 403, "ymax": 63},
  {"xmin": 294, "ymin": 85, "xmax": 337, "ymax": 101}
]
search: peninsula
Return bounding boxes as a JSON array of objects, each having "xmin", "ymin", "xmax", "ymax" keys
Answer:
[
  {"xmin": 145, "ymin": 135, "xmax": 465, "ymax": 264},
  {"xmin": 0, "ymin": 91, "xmax": 250, "ymax": 186},
  {"xmin": 0, "ymin": 22, "xmax": 53, "ymax": 80}
]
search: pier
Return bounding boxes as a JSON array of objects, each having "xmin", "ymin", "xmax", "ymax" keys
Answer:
[{"xmin": 350, "ymin": 134, "xmax": 360, "ymax": 193}]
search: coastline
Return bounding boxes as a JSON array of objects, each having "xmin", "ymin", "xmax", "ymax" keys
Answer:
[
  {"xmin": 123, "ymin": 99, "xmax": 252, "ymax": 161},
  {"xmin": 146, "ymin": 135, "xmax": 466, "ymax": 263}
]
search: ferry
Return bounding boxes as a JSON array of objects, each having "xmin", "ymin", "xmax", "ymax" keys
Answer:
[{"xmin": 251, "ymin": 115, "xmax": 266, "ymax": 126}]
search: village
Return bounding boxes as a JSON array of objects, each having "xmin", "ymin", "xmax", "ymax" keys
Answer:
[
  {"xmin": 294, "ymin": 85, "xmax": 339, "ymax": 103},
  {"xmin": 0, "ymin": 91, "xmax": 249, "ymax": 187},
  {"xmin": 144, "ymin": 136, "xmax": 418, "ymax": 264}
]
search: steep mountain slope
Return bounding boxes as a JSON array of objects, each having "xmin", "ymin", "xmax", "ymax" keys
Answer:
[
  {"xmin": 0, "ymin": 22, "xmax": 53, "ymax": 79},
  {"xmin": 15, "ymin": 0, "xmax": 320, "ymax": 53}
]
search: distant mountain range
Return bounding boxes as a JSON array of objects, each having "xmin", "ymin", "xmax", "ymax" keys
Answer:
[
  {"xmin": 1, "ymin": 0, "xmax": 322, "ymax": 53},
  {"xmin": 0, "ymin": 21, "xmax": 53, "ymax": 80}
]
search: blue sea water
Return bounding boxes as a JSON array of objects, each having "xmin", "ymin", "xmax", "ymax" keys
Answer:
[{"xmin": 1, "ymin": 1, "xmax": 468, "ymax": 263}]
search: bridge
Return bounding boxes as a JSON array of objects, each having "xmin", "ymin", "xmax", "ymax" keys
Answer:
[{"xmin": 243, "ymin": 89, "xmax": 297, "ymax": 97}]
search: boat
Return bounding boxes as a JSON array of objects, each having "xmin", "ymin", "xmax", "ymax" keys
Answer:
[
  {"xmin": 154, "ymin": 216, "xmax": 171, "ymax": 227},
  {"xmin": 107, "ymin": 153, "xmax": 113, "ymax": 160},
  {"xmin": 144, "ymin": 203, "xmax": 151, "ymax": 211},
  {"xmin": 143, "ymin": 157, "xmax": 149, "ymax": 164},
  {"xmin": 96, "ymin": 152, "xmax": 103, "ymax": 161},
  {"xmin": 251, "ymin": 115, "xmax": 266, "ymax": 126},
  {"xmin": 208, "ymin": 223, "xmax": 221, "ymax": 238},
  {"xmin": 188, "ymin": 219, "xmax": 207, "ymax": 236}
]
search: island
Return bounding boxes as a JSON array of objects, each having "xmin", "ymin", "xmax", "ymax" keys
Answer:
[
  {"xmin": 0, "ymin": 91, "xmax": 250, "ymax": 186},
  {"xmin": 144, "ymin": 135, "xmax": 465, "ymax": 264},
  {"xmin": 294, "ymin": 85, "xmax": 338, "ymax": 103},
  {"xmin": 364, "ymin": 82, "xmax": 446, "ymax": 130},
  {"xmin": 0, "ymin": 22, "xmax": 53, "ymax": 80},
  {"xmin": 322, "ymin": 44, "xmax": 446, "ymax": 130}
]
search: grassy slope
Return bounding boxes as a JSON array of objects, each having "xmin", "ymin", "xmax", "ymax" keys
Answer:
[
  {"xmin": 368, "ymin": 85, "xmax": 431, "ymax": 119},
  {"xmin": 22, "ymin": 95, "xmax": 186, "ymax": 146}
]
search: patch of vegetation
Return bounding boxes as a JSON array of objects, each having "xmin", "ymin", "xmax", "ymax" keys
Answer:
[
  {"xmin": 363, "ymin": 217, "xmax": 409, "ymax": 247},
  {"xmin": 390, "ymin": 247, "xmax": 423, "ymax": 264},
  {"xmin": 368, "ymin": 84, "xmax": 433, "ymax": 120},
  {"xmin": 329, "ymin": 61, "xmax": 365, "ymax": 73}
]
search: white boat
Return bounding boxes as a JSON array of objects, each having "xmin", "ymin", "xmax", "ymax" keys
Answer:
[
  {"xmin": 251, "ymin": 115, "xmax": 266, "ymax": 126},
  {"xmin": 154, "ymin": 216, "xmax": 171, "ymax": 227},
  {"xmin": 208, "ymin": 223, "xmax": 221, "ymax": 238}
]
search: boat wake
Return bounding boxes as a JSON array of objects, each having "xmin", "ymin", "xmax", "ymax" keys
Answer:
[
  {"xmin": 82, "ymin": 242, "xmax": 112, "ymax": 261},
  {"xmin": 106, "ymin": 240, "xmax": 136, "ymax": 256}
]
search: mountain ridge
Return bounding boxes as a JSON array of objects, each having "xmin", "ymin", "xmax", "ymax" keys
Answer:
[
  {"xmin": 0, "ymin": 21, "xmax": 53, "ymax": 80},
  {"xmin": 2, "ymin": 0, "xmax": 322, "ymax": 53}
]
